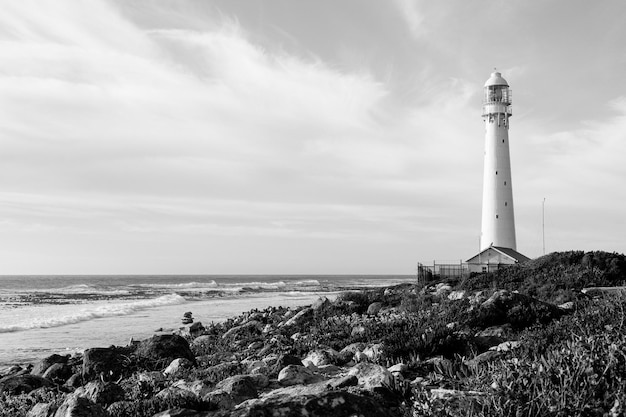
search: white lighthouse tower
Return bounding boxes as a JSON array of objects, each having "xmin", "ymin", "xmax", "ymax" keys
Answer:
[{"xmin": 480, "ymin": 71, "xmax": 516, "ymax": 251}]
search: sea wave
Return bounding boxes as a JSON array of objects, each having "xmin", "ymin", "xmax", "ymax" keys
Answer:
[
  {"xmin": 135, "ymin": 281, "xmax": 219, "ymax": 289},
  {"xmin": 31, "ymin": 284, "xmax": 132, "ymax": 296},
  {"xmin": 0, "ymin": 294, "xmax": 187, "ymax": 333}
]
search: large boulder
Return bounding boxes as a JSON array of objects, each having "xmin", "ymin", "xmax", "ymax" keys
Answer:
[
  {"xmin": 31, "ymin": 354, "xmax": 69, "ymax": 376},
  {"xmin": 42, "ymin": 363, "xmax": 73, "ymax": 384},
  {"xmin": 277, "ymin": 365, "xmax": 323, "ymax": 386},
  {"xmin": 78, "ymin": 381, "xmax": 125, "ymax": 406},
  {"xmin": 475, "ymin": 290, "xmax": 564, "ymax": 328},
  {"xmin": 82, "ymin": 347, "xmax": 127, "ymax": 382},
  {"xmin": 135, "ymin": 334, "xmax": 196, "ymax": 369},
  {"xmin": 302, "ymin": 348, "xmax": 339, "ymax": 367},
  {"xmin": 348, "ymin": 362, "xmax": 394, "ymax": 392},
  {"xmin": 204, "ymin": 375, "xmax": 258, "ymax": 409},
  {"xmin": 164, "ymin": 358, "xmax": 195, "ymax": 376},
  {"xmin": 366, "ymin": 302, "xmax": 383, "ymax": 315},
  {"xmin": 268, "ymin": 354, "xmax": 303, "ymax": 377},
  {"xmin": 53, "ymin": 395, "xmax": 108, "ymax": 417},
  {"xmin": 0, "ymin": 374, "xmax": 51, "ymax": 395}
]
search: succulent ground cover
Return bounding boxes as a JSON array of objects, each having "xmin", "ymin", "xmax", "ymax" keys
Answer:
[{"xmin": 1, "ymin": 250, "xmax": 626, "ymax": 416}]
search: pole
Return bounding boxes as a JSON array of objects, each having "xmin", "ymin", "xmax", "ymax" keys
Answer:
[{"xmin": 542, "ymin": 198, "xmax": 546, "ymax": 255}]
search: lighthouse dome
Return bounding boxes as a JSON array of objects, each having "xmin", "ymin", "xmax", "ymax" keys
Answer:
[{"xmin": 484, "ymin": 71, "xmax": 509, "ymax": 87}]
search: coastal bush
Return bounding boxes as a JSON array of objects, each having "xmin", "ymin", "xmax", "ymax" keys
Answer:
[
  {"xmin": 0, "ymin": 389, "xmax": 64, "ymax": 417},
  {"xmin": 107, "ymin": 395, "xmax": 216, "ymax": 417},
  {"xmin": 459, "ymin": 251, "xmax": 626, "ymax": 304}
]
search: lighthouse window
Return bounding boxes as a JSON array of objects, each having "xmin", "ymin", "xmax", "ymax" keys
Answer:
[
  {"xmin": 504, "ymin": 181, "xmax": 507, "ymax": 185},
  {"xmin": 502, "ymin": 139, "xmax": 505, "ymax": 143},
  {"xmin": 495, "ymin": 171, "xmax": 498, "ymax": 175},
  {"xmin": 496, "ymin": 215, "xmax": 499, "ymax": 219},
  {"xmin": 505, "ymin": 202, "xmax": 508, "ymax": 206}
]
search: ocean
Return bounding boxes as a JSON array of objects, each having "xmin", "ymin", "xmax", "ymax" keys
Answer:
[{"xmin": 0, "ymin": 275, "xmax": 414, "ymax": 366}]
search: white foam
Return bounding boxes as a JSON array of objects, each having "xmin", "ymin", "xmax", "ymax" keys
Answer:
[{"xmin": 0, "ymin": 294, "xmax": 186, "ymax": 333}]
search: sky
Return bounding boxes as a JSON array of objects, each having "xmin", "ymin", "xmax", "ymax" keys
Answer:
[{"xmin": 1, "ymin": 1, "xmax": 625, "ymax": 275}]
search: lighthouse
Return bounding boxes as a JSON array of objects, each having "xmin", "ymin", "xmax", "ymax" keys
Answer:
[
  {"xmin": 480, "ymin": 71, "xmax": 516, "ymax": 251},
  {"xmin": 466, "ymin": 71, "xmax": 528, "ymax": 273}
]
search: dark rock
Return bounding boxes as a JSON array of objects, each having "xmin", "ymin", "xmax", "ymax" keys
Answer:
[
  {"xmin": 64, "ymin": 374, "xmax": 83, "ymax": 388},
  {"xmin": 31, "ymin": 354, "xmax": 69, "ymax": 376},
  {"xmin": 214, "ymin": 375, "xmax": 258, "ymax": 403},
  {"xmin": 82, "ymin": 347, "xmax": 127, "ymax": 382},
  {"xmin": 42, "ymin": 363, "xmax": 73, "ymax": 384},
  {"xmin": 366, "ymin": 302, "xmax": 383, "ymax": 315},
  {"xmin": 135, "ymin": 334, "xmax": 196, "ymax": 369},
  {"xmin": 269, "ymin": 354, "xmax": 303, "ymax": 377},
  {"xmin": 53, "ymin": 394, "xmax": 108, "ymax": 417},
  {"xmin": 0, "ymin": 374, "xmax": 51, "ymax": 395},
  {"xmin": 80, "ymin": 381, "xmax": 125, "ymax": 406},
  {"xmin": 222, "ymin": 321, "xmax": 262, "ymax": 340}
]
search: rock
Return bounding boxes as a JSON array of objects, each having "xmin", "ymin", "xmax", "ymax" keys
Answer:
[
  {"xmin": 430, "ymin": 388, "xmax": 485, "ymax": 400},
  {"xmin": 243, "ymin": 360, "xmax": 268, "ymax": 375},
  {"xmin": 248, "ymin": 373, "xmax": 269, "ymax": 388},
  {"xmin": 0, "ymin": 374, "xmax": 51, "ymax": 395},
  {"xmin": 491, "ymin": 340, "xmax": 522, "ymax": 352},
  {"xmin": 366, "ymin": 302, "xmax": 383, "ymax": 315},
  {"xmin": 222, "ymin": 321, "xmax": 262, "ymax": 340},
  {"xmin": 354, "ymin": 351, "xmax": 368, "ymax": 363},
  {"xmin": 178, "ymin": 322, "xmax": 205, "ymax": 338},
  {"xmin": 464, "ymin": 350, "xmax": 503, "ymax": 367},
  {"xmin": 477, "ymin": 289, "xmax": 564, "ymax": 328},
  {"xmin": 164, "ymin": 357, "xmax": 195, "ymax": 376},
  {"xmin": 328, "ymin": 374, "xmax": 358, "ymax": 389},
  {"xmin": 476, "ymin": 324, "xmax": 512, "ymax": 338},
  {"xmin": 135, "ymin": 334, "xmax": 196, "ymax": 369},
  {"xmin": 64, "ymin": 374, "xmax": 83, "ymax": 388},
  {"xmin": 246, "ymin": 341, "xmax": 264, "ymax": 350},
  {"xmin": 214, "ymin": 375, "xmax": 258, "ymax": 404},
  {"xmin": 311, "ymin": 296, "xmax": 330, "ymax": 310},
  {"xmin": 277, "ymin": 365, "xmax": 322, "ymax": 386},
  {"xmin": 387, "ymin": 363, "xmax": 408, "ymax": 375},
  {"xmin": 362, "ymin": 343, "xmax": 385, "ymax": 362},
  {"xmin": 269, "ymin": 354, "xmax": 303, "ymax": 377},
  {"xmin": 78, "ymin": 381, "xmax": 125, "ymax": 406},
  {"xmin": 31, "ymin": 354, "xmax": 69, "ymax": 376},
  {"xmin": 171, "ymin": 379, "xmax": 213, "ymax": 397},
  {"xmin": 559, "ymin": 301, "xmax": 575, "ymax": 310},
  {"xmin": 53, "ymin": 395, "xmax": 108, "ymax": 417},
  {"xmin": 281, "ymin": 307, "xmax": 313, "ymax": 328},
  {"xmin": 1, "ymin": 365, "xmax": 23, "ymax": 378},
  {"xmin": 41, "ymin": 363, "xmax": 72, "ymax": 384},
  {"xmin": 448, "ymin": 290, "xmax": 466, "ymax": 300},
  {"xmin": 190, "ymin": 334, "xmax": 213, "ymax": 350},
  {"xmin": 26, "ymin": 403, "xmax": 56, "ymax": 417},
  {"xmin": 82, "ymin": 347, "xmax": 127, "ymax": 382},
  {"xmin": 156, "ymin": 386, "xmax": 200, "ymax": 402},
  {"xmin": 348, "ymin": 362, "xmax": 393, "ymax": 392},
  {"xmin": 302, "ymin": 348, "xmax": 338, "ymax": 367}
]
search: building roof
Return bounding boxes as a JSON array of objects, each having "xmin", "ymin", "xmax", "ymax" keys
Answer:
[
  {"xmin": 484, "ymin": 71, "xmax": 509, "ymax": 87},
  {"xmin": 466, "ymin": 246, "xmax": 530, "ymax": 264}
]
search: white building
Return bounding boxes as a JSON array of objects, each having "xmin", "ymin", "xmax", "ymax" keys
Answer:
[{"xmin": 468, "ymin": 71, "xmax": 528, "ymax": 272}]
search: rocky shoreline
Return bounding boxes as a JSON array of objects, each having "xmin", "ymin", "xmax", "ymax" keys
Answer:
[{"xmin": 2, "ymin": 251, "xmax": 626, "ymax": 416}]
